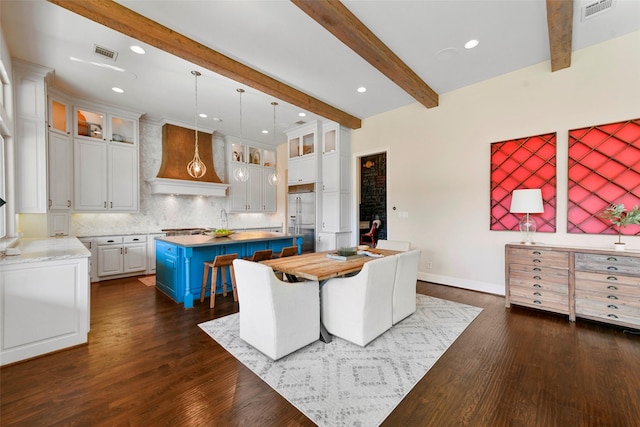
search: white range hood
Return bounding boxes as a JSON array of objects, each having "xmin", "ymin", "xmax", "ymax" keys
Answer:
[{"xmin": 148, "ymin": 178, "xmax": 228, "ymax": 197}]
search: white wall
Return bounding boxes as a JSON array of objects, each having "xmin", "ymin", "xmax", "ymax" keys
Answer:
[{"xmin": 351, "ymin": 32, "xmax": 640, "ymax": 295}]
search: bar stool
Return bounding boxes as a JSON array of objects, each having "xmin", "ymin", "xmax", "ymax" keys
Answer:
[
  {"xmin": 243, "ymin": 249, "xmax": 273, "ymax": 262},
  {"xmin": 200, "ymin": 253, "xmax": 238, "ymax": 308},
  {"xmin": 272, "ymin": 246, "xmax": 299, "ymax": 281}
]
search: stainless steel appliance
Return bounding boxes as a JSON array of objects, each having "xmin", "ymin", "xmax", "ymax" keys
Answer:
[{"xmin": 288, "ymin": 186, "xmax": 315, "ymax": 253}]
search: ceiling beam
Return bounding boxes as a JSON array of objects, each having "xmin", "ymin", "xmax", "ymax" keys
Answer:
[
  {"xmin": 47, "ymin": 0, "xmax": 362, "ymax": 129},
  {"xmin": 546, "ymin": 0, "xmax": 573, "ymax": 71},
  {"xmin": 292, "ymin": 0, "xmax": 439, "ymax": 109}
]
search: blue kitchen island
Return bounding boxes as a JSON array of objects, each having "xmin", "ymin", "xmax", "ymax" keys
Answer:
[{"xmin": 155, "ymin": 232, "xmax": 301, "ymax": 308}]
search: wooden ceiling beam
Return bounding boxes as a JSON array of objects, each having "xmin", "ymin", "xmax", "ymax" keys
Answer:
[
  {"xmin": 546, "ymin": 0, "xmax": 574, "ymax": 71},
  {"xmin": 292, "ymin": 0, "xmax": 439, "ymax": 109},
  {"xmin": 47, "ymin": 0, "xmax": 362, "ymax": 129}
]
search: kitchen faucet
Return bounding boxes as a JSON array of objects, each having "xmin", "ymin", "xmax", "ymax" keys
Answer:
[{"xmin": 220, "ymin": 209, "xmax": 228, "ymax": 230}]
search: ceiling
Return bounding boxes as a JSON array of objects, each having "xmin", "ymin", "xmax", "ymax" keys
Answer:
[{"xmin": 2, "ymin": 0, "xmax": 639, "ymax": 147}]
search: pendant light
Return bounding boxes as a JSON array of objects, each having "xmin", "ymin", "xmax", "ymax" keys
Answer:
[
  {"xmin": 233, "ymin": 88, "xmax": 249, "ymax": 182},
  {"xmin": 268, "ymin": 101, "xmax": 278, "ymax": 186},
  {"xmin": 187, "ymin": 70, "xmax": 206, "ymax": 179}
]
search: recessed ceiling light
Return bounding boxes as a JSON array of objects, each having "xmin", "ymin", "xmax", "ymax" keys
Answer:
[
  {"xmin": 464, "ymin": 39, "xmax": 479, "ymax": 49},
  {"xmin": 298, "ymin": 112, "xmax": 306, "ymax": 117},
  {"xmin": 130, "ymin": 45, "xmax": 146, "ymax": 55},
  {"xmin": 199, "ymin": 113, "xmax": 207, "ymax": 118},
  {"xmin": 436, "ymin": 47, "xmax": 458, "ymax": 61},
  {"xmin": 262, "ymin": 130, "xmax": 269, "ymax": 134},
  {"xmin": 357, "ymin": 86, "xmax": 367, "ymax": 93},
  {"xmin": 112, "ymin": 87, "xmax": 124, "ymax": 93}
]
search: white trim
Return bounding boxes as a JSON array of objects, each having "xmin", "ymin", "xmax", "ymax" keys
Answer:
[
  {"xmin": 419, "ymin": 272, "xmax": 505, "ymax": 296},
  {"xmin": 147, "ymin": 178, "xmax": 229, "ymax": 197}
]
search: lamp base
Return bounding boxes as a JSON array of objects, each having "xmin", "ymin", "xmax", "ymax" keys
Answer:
[{"xmin": 519, "ymin": 213, "xmax": 537, "ymax": 245}]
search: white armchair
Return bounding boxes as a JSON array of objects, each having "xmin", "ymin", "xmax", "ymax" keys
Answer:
[
  {"xmin": 376, "ymin": 239, "xmax": 411, "ymax": 251},
  {"xmin": 232, "ymin": 259, "xmax": 320, "ymax": 360},
  {"xmin": 392, "ymin": 249, "xmax": 421, "ymax": 324},
  {"xmin": 320, "ymin": 255, "xmax": 398, "ymax": 346}
]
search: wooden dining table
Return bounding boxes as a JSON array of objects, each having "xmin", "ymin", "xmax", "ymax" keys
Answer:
[
  {"xmin": 261, "ymin": 248, "xmax": 400, "ymax": 282},
  {"xmin": 261, "ymin": 248, "xmax": 400, "ymax": 343}
]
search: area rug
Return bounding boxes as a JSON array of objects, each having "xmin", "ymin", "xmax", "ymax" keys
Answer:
[
  {"xmin": 138, "ymin": 275, "xmax": 156, "ymax": 287},
  {"xmin": 198, "ymin": 294, "xmax": 482, "ymax": 426}
]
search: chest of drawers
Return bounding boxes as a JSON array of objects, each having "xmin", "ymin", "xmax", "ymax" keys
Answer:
[{"xmin": 505, "ymin": 244, "xmax": 640, "ymax": 329}]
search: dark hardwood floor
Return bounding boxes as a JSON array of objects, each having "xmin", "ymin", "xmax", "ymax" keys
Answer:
[{"xmin": 1, "ymin": 277, "xmax": 639, "ymax": 426}]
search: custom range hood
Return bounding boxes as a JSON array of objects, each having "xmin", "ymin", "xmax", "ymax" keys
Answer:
[{"xmin": 148, "ymin": 123, "xmax": 229, "ymax": 197}]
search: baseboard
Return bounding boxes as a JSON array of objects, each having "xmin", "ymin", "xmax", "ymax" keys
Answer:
[{"xmin": 418, "ymin": 272, "xmax": 504, "ymax": 296}]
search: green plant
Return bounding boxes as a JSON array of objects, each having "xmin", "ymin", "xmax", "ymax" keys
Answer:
[{"xmin": 599, "ymin": 203, "xmax": 640, "ymax": 244}]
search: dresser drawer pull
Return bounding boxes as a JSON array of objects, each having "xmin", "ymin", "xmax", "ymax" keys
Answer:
[
  {"xmin": 606, "ymin": 257, "xmax": 617, "ymax": 261},
  {"xmin": 533, "ymin": 284, "xmax": 542, "ymax": 288},
  {"xmin": 533, "ymin": 251, "xmax": 541, "ymax": 255},
  {"xmin": 607, "ymin": 266, "xmax": 618, "ymax": 271},
  {"xmin": 607, "ymin": 295, "xmax": 618, "ymax": 300},
  {"xmin": 533, "ymin": 300, "xmax": 542, "ymax": 305},
  {"xmin": 607, "ymin": 276, "xmax": 618, "ymax": 281},
  {"xmin": 533, "ymin": 275, "xmax": 542, "ymax": 280},
  {"xmin": 533, "ymin": 267, "xmax": 542, "ymax": 272},
  {"xmin": 607, "ymin": 304, "xmax": 619, "ymax": 310},
  {"xmin": 533, "ymin": 259, "xmax": 541, "ymax": 263},
  {"xmin": 533, "ymin": 292, "xmax": 542, "ymax": 296},
  {"xmin": 607, "ymin": 285, "xmax": 618, "ymax": 290},
  {"xmin": 607, "ymin": 314, "xmax": 619, "ymax": 319}
]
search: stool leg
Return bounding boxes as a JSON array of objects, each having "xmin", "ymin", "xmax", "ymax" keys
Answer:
[
  {"xmin": 221, "ymin": 266, "xmax": 228, "ymax": 297},
  {"xmin": 229, "ymin": 264, "xmax": 238, "ymax": 302},
  {"xmin": 210, "ymin": 266, "xmax": 219, "ymax": 308},
  {"xmin": 200, "ymin": 264, "xmax": 210, "ymax": 303}
]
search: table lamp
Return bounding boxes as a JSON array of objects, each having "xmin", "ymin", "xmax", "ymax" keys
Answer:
[{"xmin": 510, "ymin": 189, "xmax": 544, "ymax": 244}]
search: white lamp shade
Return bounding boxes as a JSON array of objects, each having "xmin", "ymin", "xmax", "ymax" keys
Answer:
[{"xmin": 510, "ymin": 189, "xmax": 544, "ymax": 213}]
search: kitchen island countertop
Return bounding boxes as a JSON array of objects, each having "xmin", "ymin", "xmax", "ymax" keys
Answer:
[{"xmin": 156, "ymin": 231, "xmax": 298, "ymax": 248}]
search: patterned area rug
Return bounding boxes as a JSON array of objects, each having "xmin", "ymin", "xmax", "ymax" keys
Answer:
[{"xmin": 198, "ymin": 294, "xmax": 482, "ymax": 426}]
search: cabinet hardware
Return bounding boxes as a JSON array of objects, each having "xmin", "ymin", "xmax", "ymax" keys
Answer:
[
  {"xmin": 607, "ymin": 266, "xmax": 618, "ymax": 271},
  {"xmin": 533, "ymin": 300, "xmax": 542, "ymax": 304},
  {"xmin": 607, "ymin": 285, "xmax": 618, "ymax": 290},
  {"xmin": 533, "ymin": 267, "xmax": 541, "ymax": 271},
  {"xmin": 533, "ymin": 292, "xmax": 542, "ymax": 296},
  {"xmin": 533, "ymin": 251, "xmax": 541, "ymax": 255},
  {"xmin": 104, "ymin": 201, "xmax": 107, "ymax": 208},
  {"xmin": 48, "ymin": 199, "xmax": 52, "ymax": 207},
  {"xmin": 533, "ymin": 284, "xmax": 542, "ymax": 288},
  {"xmin": 606, "ymin": 276, "xmax": 618, "ymax": 281},
  {"xmin": 67, "ymin": 200, "xmax": 71, "ymax": 207},
  {"xmin": 107, "ymin": 240, "xmax": 115, "ymax": 243},
  {"xmin": 607, "ymin": 304, "xmax": 618, "ymax": 310},
  {"xmin": 607, "ymin": 314, "xmax": 619, "ymax": 319},
  {"xmin": 120, "ymin": 248, "xmax": 123, "ymax": 254},
  {"xmin": 533, "ymin": 259, "xmax": 541, "ymax": 263},
  {"xmin": 607, "ymin": 295, "xmax": 618, "ymax": 300},
  {"xmin": 110, "ymin": 201, "xmax": 113, "ymax": 208},
  {"xmin": 533, "ymin": 275, "xmax": 541, "ymax": 280},
  {"xmin": 606, "ymin": 257, "xmax": 617, "ymax": 261}
]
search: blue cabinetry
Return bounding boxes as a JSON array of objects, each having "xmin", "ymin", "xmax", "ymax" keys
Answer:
[{"xmin": 155, "ymin": 233, "xmax": 301, "ymax": 308}]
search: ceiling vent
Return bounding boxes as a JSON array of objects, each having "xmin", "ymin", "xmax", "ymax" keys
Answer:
[
  {"xmin": 92, "ymin": 44, "xmax": 118, "ymax": 62},
  {"xmin": 581, "ymin": 0, "xmax": 615, "ymax": 21}
]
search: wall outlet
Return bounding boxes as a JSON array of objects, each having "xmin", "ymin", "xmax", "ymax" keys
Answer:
[{"xmin": 427, "ymin": 261, "xmax": 433, "ymax": 269}]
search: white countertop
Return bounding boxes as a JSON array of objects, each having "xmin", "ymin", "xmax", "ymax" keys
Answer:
[{"xmin": 0, "ymin": 237, "xmax": 91, "ymax": 266}]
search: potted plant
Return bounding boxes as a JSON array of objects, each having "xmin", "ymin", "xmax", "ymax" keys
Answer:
[{"xmin": 599, "ymin": 203, "xmax": 640, "ymax": 250}]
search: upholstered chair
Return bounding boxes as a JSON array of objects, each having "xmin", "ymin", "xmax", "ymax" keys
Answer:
[
  {"xmin": 232, "ymin": 259, "xmax": 320, "ymax": 360},
  {"xmin": 320, "ymin": 255, "xmax": 398, "ymax": 346},
  {"xmin": 392, "ymin": 249, "xmax": 421, "ymax": 324},
  {"xmin": 376, "ymin": 239, "xmax": 411, "ymax": 251}
]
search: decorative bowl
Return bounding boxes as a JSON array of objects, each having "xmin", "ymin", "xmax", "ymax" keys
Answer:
[
  {"xmin": 336, "ymin": 246, "xmax": 357, "ymax": 257},
  {"xmin": 210, "ymin": 230, "xmax": 233, "ymax": 238}
]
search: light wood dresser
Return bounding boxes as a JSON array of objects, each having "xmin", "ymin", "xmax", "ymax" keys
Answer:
[{"xmin": 505, "ymin": 243, "xmax": 640, "ymax": 330}]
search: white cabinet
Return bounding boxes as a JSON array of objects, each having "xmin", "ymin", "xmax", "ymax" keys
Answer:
[
  {"xmin": 316, "ymin": 231, "xmax": 352, "ymax": 252},
  {"xmin": 48, "ymin": 131, "xmax": 73, "ymax": 210},
  {"xmin": 287, "ymin": 121, "xmax": 321, "ymax": 185},
  {"xmin": 146, "ymin": 233, "xmax": 165, "ymax": 275},
  {"xmin": 228, "ymin": 138, "xmax": 276, "ymax": 212},
  {"xmin": 0, "ymin": 251, "xmax": 89, "ymax": 366},
  {"xmin": 13, "ymin": 60, "xmax": 50, "ymax": 213},
  {"xmin": 97, "ymin": 235, "xmax": 147, "ymax": 277},
  {"xmin": 321, "ymin": 122, "xmax": 351, "ymax": 233},
  {"xmin": 78, "ymin": 237, "xmax": 97, "ymax": 282}
]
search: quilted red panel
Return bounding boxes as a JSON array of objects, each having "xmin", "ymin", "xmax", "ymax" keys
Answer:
[
  {"xmin": 490, "ymin": 133, "xmax": 557, "ymax": 232},
  {"xmin": 568, "ymin": 118, "xmax": 640, "ymax": 235}
]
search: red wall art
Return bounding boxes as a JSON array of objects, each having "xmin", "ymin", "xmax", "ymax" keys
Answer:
[
  {"xmin": 567, "ymin": 118, "xmax": 640, "ymax": 235},
  {"xmin": 490, "ymin": 132, "xmax": 557, "ymax": 232}
]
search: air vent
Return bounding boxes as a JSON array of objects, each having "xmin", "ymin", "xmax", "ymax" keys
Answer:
[
  {"xmin": 295, "ymin": 120, "xmax": 307, "ymax": 125},
  {"xmin": 92, "ymin": 44, "xmax": 118, "ymax": 62},
  {"xmin": 582, "ymin": 0, "xmax": 615, "ymax": 20}
]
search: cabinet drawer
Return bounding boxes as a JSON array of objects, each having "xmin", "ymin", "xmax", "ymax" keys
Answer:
[
  {"xmin": 575, "ymin": 289, "xmax": 640, "ymax": 308},
  {"xmin": 96, "ymin": 236, "xmax": 123, "ymax": 245},
  {"xmin": 509, "ymin": 272, "xmax": 568, "ymax": 293},
  {"xmin": 124, "ymin": 235, "xmax": 147, "ymax": 244},
  {"xmin": 509, "ymin": 263, "xmax": 568, "ymax": 278},
  {"xmin": 576, "ymin": 298, "xmax": 640, "ymax": 324},
  {"xmin": 575, "ymin": 253, "xmax": 640, "ymax": 275},
  {"xmin": 508, "ymin": 248, "xmax": 569, "ymax": 269},
  {"xmin": 510, "ymin": 291, "xmax": 569, "ymax": 313},
  {"xmin": 575, "ymin": 271, "xmax": 640, "ymax": 295}
]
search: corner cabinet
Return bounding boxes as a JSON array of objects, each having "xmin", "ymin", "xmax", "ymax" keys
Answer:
[
  {"xmin": 505, "ymin": 243, "xmax": 640, "ymax": 330},
  {"xmin": 73, "ymin": 105, "xmax": 140, "ymax": 212},
  {"xmin": 227, "ymin": 138, "xmax": 277, "ymax": 213},
  {"xmin": 321, "ymin": 122, "xmax": 351, "ymax": 233}
]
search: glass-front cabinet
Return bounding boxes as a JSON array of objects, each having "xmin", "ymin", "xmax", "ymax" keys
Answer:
[
  {"xmin": 75, "ymin": 108, "xmax": 105, "ymax": 140},
  {"xmin": 110, "ymin": 115, "xmax": 136, "ymax": 144}
]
